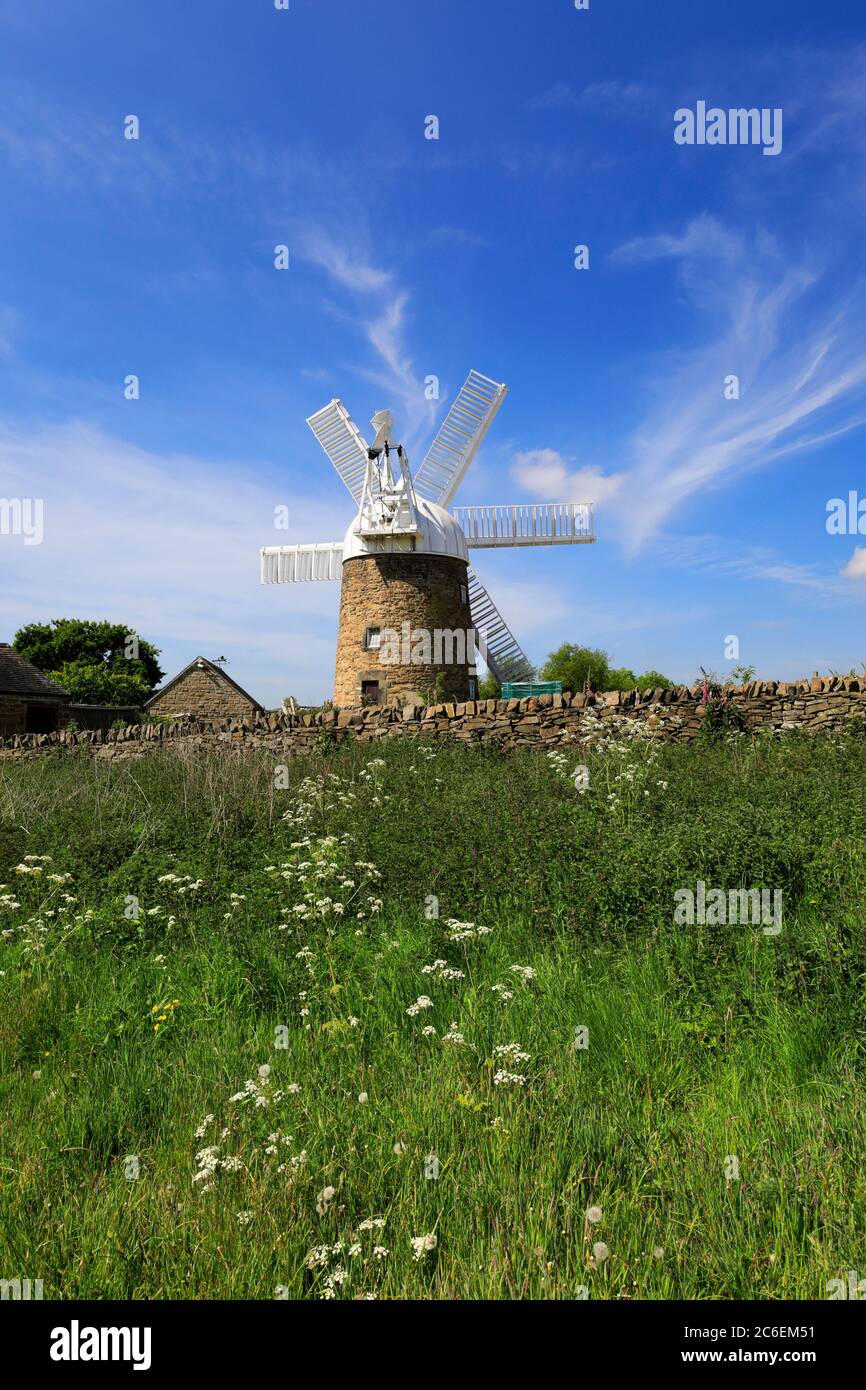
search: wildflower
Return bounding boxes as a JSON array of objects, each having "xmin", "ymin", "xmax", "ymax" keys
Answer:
[
  {"xmin": 421, "ymin": 1025, "xmax": 437, "ymax": 1037},
  {"xmin": 406, "ymin": 995, "xmax": 434, "ymax": 1017},
  {"xmin": 410, "ymin": 1233, "xmax": 437, "ymax": 1261},
  {"xmin": 422, "ymin": 960, "xmax": 465, "ymax": 982},
  {"xmin": 592, "ymin": 1242, "xmax": 610, "ymax": 1264},
  {"xmin": 509, "ymin": 965, "xmax": 536, "ymax": 983},
  {"xmin": 358, "ymin": 1092, "xmax": 368, "ymax": 1104},
  {"xmin": 444, "ymin": 919, "xmax": 492, "ymax": 942},
  {"xmin": 653, "ymin": 1247, "xmax": 665, "ymax": 1260},
  {"xmin": 319, "ymin": 1271, "xmax": 346, "ymax": 1298},
  {"xmin": 493, "ymin": 1070, "xmax": 527, "ymax": 1087},
  {"xmin": 442, "ymin": 1022, "xmax": 466, "ymax": 1046},
  {"xmin": 236, "ymin": 1211, "xmax": 254, "ymax": 1225},
  {"xmin": 586, "ymin": 1206, "xmax": 603, "ymax": 1225}
]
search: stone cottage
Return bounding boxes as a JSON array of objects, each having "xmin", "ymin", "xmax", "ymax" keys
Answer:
[
  {"xmin": 0, "ymin": 643, "xmax": 72, "ymax": 737},
  {"xmin": 144, "ymin": 657, "xmax": 263, "ymax": 721}
]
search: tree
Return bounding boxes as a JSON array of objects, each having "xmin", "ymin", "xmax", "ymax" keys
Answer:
[
  {"xmin": 605, "ymin": 666, "xmax": 638, "ymax": 691},
  {"xmin": 634, "ymin": 670, "xmax": 675, "ymax": 693},
  {"xmin": 477, "ymin": 674, "xmax": 501, "ymax": 701},
  {"xmin": 13, "ymin": 619, "xmax": 163, "ymax": 707},
  {"xmin": 541, "ymin": 642, "xmax": 674, "ymax": 694},
  {"xmin": 541, "ymin": 643, "xmax": 611, "ymax": 693}
]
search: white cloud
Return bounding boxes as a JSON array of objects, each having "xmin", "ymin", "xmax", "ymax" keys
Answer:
[
  {"xmin": 527, "ymin": 80, "xmax": 656, "ymax": 112},
  {"xmin": 0, "ymin": 417, "xmax": 350, "ymax": 703},
  {"xmin": 300, "ymin": 230, "xmax": 437, "ymax": 450},
  {"xmin": 842, "ymin": 547, "xmax": 866, "ymax": 580},
  {"xmin": 300, "ymin": 232, "xmax": 391, "ymax": 295},
  {"xmin": 511, "ymin": 448, "xmax": 624, "ymax": 506},
  {"xmin": 607, "ymin": 216, "xmax": 866, "ymax": 547},
  {"xmin": 425, "ymin": 225, "xmax": 491, "ymax": 249}
]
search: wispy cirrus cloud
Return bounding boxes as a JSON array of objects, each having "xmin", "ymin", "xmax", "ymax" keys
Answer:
[
  {"xmin": 655, "ymin": 533, "xmax": 866, "ymax": 603},
  {"xmin": 299, "ymin": 229, "xmax": 437, "ymax": 447},
  {"xmin": 606, "ymin": 214, "xmax": 866, "ymax": 548},
  {"xmin": 527, "ymin": 79, "xmax": 657, "ymax": 113},
  {"xmin": 425, "ymin": 224, "xmax": 491, "ymax": 249}
]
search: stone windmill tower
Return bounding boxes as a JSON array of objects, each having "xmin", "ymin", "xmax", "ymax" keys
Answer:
[{"xmin": 261, "ymin": 371, "xmax": 595, "ymax": 706}]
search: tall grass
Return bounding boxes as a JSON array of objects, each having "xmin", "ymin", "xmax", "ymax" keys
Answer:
[{"xmin": 1, "ymin": 733, "xmax": 864, "ymax": 1299}]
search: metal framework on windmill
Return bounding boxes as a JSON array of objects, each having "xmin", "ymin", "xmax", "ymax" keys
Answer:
[{"xmin": 260, "ymin": 369, "xmax": 596, "ymax": 684}]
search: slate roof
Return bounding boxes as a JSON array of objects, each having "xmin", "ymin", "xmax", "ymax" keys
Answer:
[
  {"xmin": 143, "ymin": 656, "xmax": 263, "ymax": 711},
  {"xmin": 0, "ymin": 644, "xmax": 71, "ymax": 698}
]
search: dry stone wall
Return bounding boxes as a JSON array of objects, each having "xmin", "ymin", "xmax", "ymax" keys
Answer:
[{"xmin": 2, "ymin": 676, "xmax": 865, "ymax": 762}]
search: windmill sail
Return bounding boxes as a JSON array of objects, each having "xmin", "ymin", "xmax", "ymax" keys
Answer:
[
  {"xmin": 467, "ymin": 566, "xmax": 535, "ymax": 684},
  {"xmin": 307, "ymin": 400, "xmax": 371, "ymax": 504},
  {"xmin": 453, "ymin": 502, "xmax": 595, "ymax": 547},
  {"xmin": 413, "ymin": 371, "xmax": 508, "ymax": 508},
  {"xmin": 261, "ymin": 543, "xmax": 343, "ymax": 583}
]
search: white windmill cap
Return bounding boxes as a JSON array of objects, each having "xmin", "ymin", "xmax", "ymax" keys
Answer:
[{"xmin": 342, "ymin": 496, "xmax": 468, "ymax": 563}]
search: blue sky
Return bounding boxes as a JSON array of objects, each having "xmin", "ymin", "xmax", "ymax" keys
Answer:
[{"xmin": 2, "ymin": 0, "xmax": 866, "ymax": 704}]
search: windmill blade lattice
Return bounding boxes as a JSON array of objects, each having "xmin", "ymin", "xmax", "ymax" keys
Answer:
[
  {"xmin": 306, "ymin": 399, "xmax": 371, "ymax": 504},
  {"xmin": 261, "ymin": 542, "xmax": 344, "ymax": 583},
  {"xmin": 467, "ymin": 565, "xmax": 535, "ymax": 684},
  {"xmin": 453, "ymin": 501, "xmax": 594, "ymax": 547},
  {"xmin": 412, "ymin": 370, "xmax": 508, "ymax": 508}
]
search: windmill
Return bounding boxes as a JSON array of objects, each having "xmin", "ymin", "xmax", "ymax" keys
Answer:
[{"xmin": 261, "ymin": 370, "xmax": 595, "ymax": 706}]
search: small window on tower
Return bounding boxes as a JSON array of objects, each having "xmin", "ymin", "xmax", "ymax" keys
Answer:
[
  {"xmin": 364, "ymin": 626, "xmax": 382, "ymax": 650},
  {"xmin": 459, "ymin": 583, "xmax": 468, "ymax": 605}
]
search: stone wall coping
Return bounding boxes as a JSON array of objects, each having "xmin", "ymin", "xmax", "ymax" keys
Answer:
[{"xmin": 2, "ymin": 675, "xmax": 865, "ymax": 755}]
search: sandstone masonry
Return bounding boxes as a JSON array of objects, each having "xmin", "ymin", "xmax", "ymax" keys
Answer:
[
  {"xmin": 334, "ymin": 553, "xmax": 474, "ymax": 707},
  {"xmin": 144, "ymin": 657, "xmax": 262, "ymax": 722},
  {"xmin": 3, "ymin": 676, "xmax": 865, "ymax": 762}
]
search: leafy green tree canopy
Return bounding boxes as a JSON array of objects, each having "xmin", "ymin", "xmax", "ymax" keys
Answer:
[
  {"xmin": 14, "ymin": 619, "xmax": 163, "ymax": 707},
  {"xmin": 634, "ymin": 670, "xmax": 675, "ymax": 693},
  {"xmin": 541, "ymin": 642, "xmax": 673, "ymax": 694},
  {"xmin": 541, "ymin": 643, "xmax": 611, "ymax": 693},
  {"xmin": 477, "ymin": 674, "xmax": 501, "ymax": 701}
]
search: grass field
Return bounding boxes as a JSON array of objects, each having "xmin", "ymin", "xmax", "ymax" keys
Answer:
[{"xmin": 1, "ymin": 728, "xmax": 865, "ymax": 1300}]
